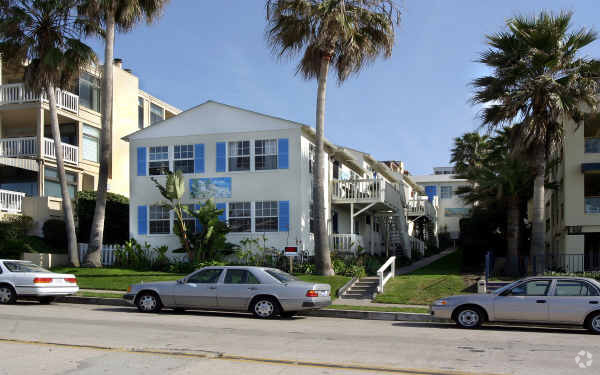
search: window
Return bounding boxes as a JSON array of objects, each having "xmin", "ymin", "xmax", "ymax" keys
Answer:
[
  {"xmin": 265, "ymin": 269, "xmax": 298, "ymax": 283},
  {"xmin": 149, "ymin": 205, "xmax": 170, "ymax": 234},
  {"xmin": 309, "ymin": 144, "xmax": 316, "ymax": 174},
  {"xmin": 3, "ymin": 261, "xmax": 50, "ymax": 273},
  {"xmin": 228, "ymin": 141, "xmax": 250, "ymax": 171},
  {"xmin": 174, "ymin": 145, "xmax": 194, "ymax": 174},
  {"xmin": 150, "ymin": 103, "xmax": 164, "ymax": 124},
  {"xmin": 44, "ymin": 167, "xmax": 77, "ymax": 198},
  {"xmin": 507, "ymin": 280, "xmax": 551, "ymax": 296},
  {"xmin": 440, "ymin": 186, "xmax": 453, "ymax": 199},
  {"xmin": 309, "ymin": 202, "xmax": 315, "ymax": 234},
  {"xmin": 585, "ymin": 174, "xmax": 600, "ymax": 214},
  {"xmin": 224, "ymin": 269, "xmax": 260, "ymax": 284},
  {"xmin": 149, "ymin": 146, "xmax": 169, "ymax": 176},
  {"xmin": 555, "ymin": 281, "xmax": 599, "ymax": 296},
  {"xmin": 333, "ymin": 161, "xmax": 340, "ymax": 179},
  {"xmin": 138, "ymin": 97, "xmax": 145, "ymax": 129},
  {"xmin": 82, "ymin": 124, "xmax": 100, "ymax": 163},
  {"xmin": 255, "ymin": 139, "xmax": 277, "ymax": 170},
  {"xmin": 188, "ymin": 269, "xmax": 222, "ymax": 284},
  {"xmin": 255, "ymin": 201, "xmax": 278, "ymax": 232},
  {"xmin": 228, "ymin": 202, "xmax": 251, "ymax": 232},
  {"xmin": 79, "ymin": 72, "xmax": 101, "ymax": 112}
]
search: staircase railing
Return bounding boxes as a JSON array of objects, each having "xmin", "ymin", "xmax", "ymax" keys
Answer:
[{"xmin": 377, "ymin": 256, "xmax": 396, "ymax": 293}]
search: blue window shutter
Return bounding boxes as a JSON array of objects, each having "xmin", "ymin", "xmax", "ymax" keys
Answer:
[
  {"xmin": 278, "ymin": 138, "xmax": 289, "ymax": 169},
  {"xmin": 194, "ymin": 203, "xmax": 202, "ymax": 233},
  {"xmin": 216, "ymin": 203, "xmax": 227, "ymax": 222},
  {"xmin": 137, "ymin": 147, "xmax": 146, "ymax": 176},
  {"xmin": 279, "ymin": 201, "xmax": 290, "ymax": 232},
  {"xmin": 216, "ymin": 142, "xmax": 226, "ymax": 172},
  {"xmin": 194, "ymin": 144, "xmax": 205, "ymax": 174},
  {"xmin": 425, "ymin": 186, "xmax": 437, "ymax": 202},
  {"xmin": 137, "ymin": 206, "xmax": 147, "ymax": 235}
]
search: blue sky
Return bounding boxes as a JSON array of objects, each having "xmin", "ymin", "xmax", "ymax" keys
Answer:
[{"xmin": 86, "ymin": 1, "xmax": 600, "ymax": 175}]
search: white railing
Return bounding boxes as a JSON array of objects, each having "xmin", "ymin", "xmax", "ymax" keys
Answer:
[
  {"xmin": 0, "ymin": 83, "xmax": 79, "ymax": 114},
  {"xmin": 78, "ymin": 243, "xmax": 119, "ymax": 266},
  {"xmin": 0, "ymin": 189, "xmax": 26, "ymax": 213},
  {"xmin": 407, "ymin": 197, "xmax": 436, "ymax": 220},
  {"xmin": 332, "ymin": 178, "xmax": 403, "ymax": 210},
  {"xmin": 44, "ymin": 137, "xmax": 79, "ymax": 164},
  {"xmin": 330, "ymin": 234, "xmax": 364, "ymax": 253},
  {"xmin": 0, "ymin": 137, "xmax": 37, "ymax": 157},
  {"xmin": 377, "ymin": 256, "xmax": 396, "ymax": 293},
  {"xmin": 410, "ymin": 236, "xmax": 425, "ymax": 256}
]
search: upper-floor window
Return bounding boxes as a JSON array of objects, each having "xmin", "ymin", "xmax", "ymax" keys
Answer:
[
  {"xmin": 228, "ymin": 141, "xmax": 250, "ymax": 172},
  {"xmin": 82, "ymin": 124, "xmax": 100, "ymax": 163},
  {"xmin": 255, "ymin": 139, "xmax": 277, "ymax": 170},
  {"xmin": 138, "ymin": 97, "xmax": 145, "ymax": 129},
  {"xmin": 149, "ymin": 205, "xmax": 170, "ymax": 234},
  {"xmin": 79, "ymin": 72, "xmax": 101, "ymax": 112},
  {"xmin": 255, "ymin": 201, "xmax": 278, "ymax": 232},
  {"xmin": 150, "ymin": 103, "xmax": 164, "ymax": 125},
  {"xmin": 174, "ymin": 145, "xmax": 194, "ymax": 174},
  {"xmin": 44, "ymin": 167, "xmax": 77, "ymax": 199},
  {"xmin": 309, "ymin": 144, "xmax": 316, "ymax": 174},
  {"xmin": 149, "ymin": 146, "xmax": 169, "ymax": 176},
  {"xmin": 229, "ymin": 202, "xmax": 251, "ymax": 232},
  {"xmin": 440, "ymin": 186, "xmax": 453, "ymax": 199}
]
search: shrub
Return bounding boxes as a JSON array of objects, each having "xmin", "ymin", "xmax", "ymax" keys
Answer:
[
  {"xmin": 42, "ymin": 219, "xmax": 67, "ymax": 250},
  {"xmin": 0, "ymin": 214, "xmax": 33, "ymax": 240},
  {"xmin": 438, "ymin": 232, "xmax": 452, "ymax": 250},
  {"xmin": 76, "ymin": 191, "xmax": 129, "ymax": 245}
]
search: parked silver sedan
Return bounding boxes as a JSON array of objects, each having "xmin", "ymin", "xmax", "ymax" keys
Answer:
[
  {"xmin": 431, "ymin": 276, "xmax": 600, "ymax": 333},
  {"xmin": 124, "ymin": 266, "xmax": 331, "ymax": 318}
]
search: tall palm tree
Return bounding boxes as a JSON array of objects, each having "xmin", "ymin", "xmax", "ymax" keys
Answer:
[
  {"xmin": 78, "ymin": 0, "xmax": 170, "ymax": 267},
  {"xmin": 266, "ymin": 0, "xmax": 401, "ymax": 275},
  {"xmin": 450, "ymin": 132, "xmax": 489, "ymax": 175},
  {"xmin": 472, "ymin": 11, "xmax": 600, "ymax": 271},
  {"xmin": 0, "ymin": 0, "xmax": 96, "ymax": 267}
]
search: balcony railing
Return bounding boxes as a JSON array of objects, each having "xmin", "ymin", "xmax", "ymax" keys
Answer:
[
  {"xmin": 585, "ymin": 138, "xmax": 600, "ymax": 153},
  {"xmin": 0, "ymin": 189, "xmax": 26, "ymax": 213},
  {"xmin": 585, "ymin": 197, "xmax": 600, "ymax": 214},
  {"xmin": 0, "ymin": 83, "xmax": 79, "ymax": 114},
  {"xmin": 44, "ymin": 138, "xmax": 78, "ymax": 165},
  {"xmin": 407, "ymin": 197, "xmax": 437, "ymax": 219},
  {"xmin": 0, "ymin": 137, "xmax": 37, "ymax": 157},
  {"xmin": 410, "ymin": 236, "xmax": 425, "ymax": 256},
  {"xmin": 330, "ymin": 234, "xmax": 364, "ymax": 253},
  {"xmin": 332, "ymin": 178, "xmax": 403, "ymax": 211}
]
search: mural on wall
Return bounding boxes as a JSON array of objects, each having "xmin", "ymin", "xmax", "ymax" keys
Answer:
[
  {"xmin": 190, "ymin": 177, "xmax": 232, "ymax": 199},
  {"xmin": 444, "ymin": 208, "xmax": 471, "ymax": 217}
]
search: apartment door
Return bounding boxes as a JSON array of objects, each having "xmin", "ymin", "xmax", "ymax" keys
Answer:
[{"xmin": 585, "ymin": 233, "xmax": 600, "ymax": 271}]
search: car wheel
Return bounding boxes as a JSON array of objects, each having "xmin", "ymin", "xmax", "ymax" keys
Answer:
[
  {"xmin": 455, "ymin": 306, "xmax": 483, "ymax": 329},
  {"xmin": 280, "ymin": 311, "xmax": 297, "ymax": 319},
  {"xmin": 252, "ymin": 297, "xmax": 279, "ymax": 319},
  {"xmin": 586, "ymin": 312, "xmax": 600, "ymax": 334},
  {"xmin": 0, "ymin": 285, "xmax": 16, "ymax": 305},
  {"xmin": 38, "ymin": 297, "xmax": 55, "ymax": 305},
  {"xmin": 136, "ymin": 292, "xmax": 162, "ymax": 313}
]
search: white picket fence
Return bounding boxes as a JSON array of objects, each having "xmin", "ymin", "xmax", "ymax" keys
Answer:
[{"xmin": 78, "ymin": 243, "xmax": 118, "ymax": 266}]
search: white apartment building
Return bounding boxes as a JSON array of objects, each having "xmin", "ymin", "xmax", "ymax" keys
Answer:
[{"xmin": 124, "ymin": 101, "xmax": 424, "ymax": 258}]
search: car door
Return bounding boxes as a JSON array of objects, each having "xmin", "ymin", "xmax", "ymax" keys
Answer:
[
  {"xmin": 172, "ymin": 268, "xmax": 223, "ymax": 308},
  {"xmin": 217, "ymin": 269, "xmax": 262, "ymax": 310},
  {"xmin": 547, "ymin": 280, "xmax": 600, "ymax": 324},
  {"xmin": 493, "ymin": 279, "xmax": 552, "ymax": 322}
]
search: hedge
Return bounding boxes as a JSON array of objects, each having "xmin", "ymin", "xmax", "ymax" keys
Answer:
[{"xmin": 76, "ymin": 191, "xmax": 129, "ymax": 245}]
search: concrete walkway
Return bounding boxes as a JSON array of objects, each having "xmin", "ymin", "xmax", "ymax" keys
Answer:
[{"xmin": 396, "ymin": 247, "xmax": 456, "ymax": 275}]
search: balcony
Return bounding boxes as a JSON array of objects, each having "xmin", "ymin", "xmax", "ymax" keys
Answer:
[
  {"xmin": 585, "ymin": 197, "xmax": 600, "ymax": 214},
  {"xmin": 330, "ymin": 234, "xmax": 364, "ymax": 253},
  {"xmin": 0, "ymin": 189, "xmax": 26, "ymax": 213},
  {"xmin": 0, "ymin": 136, "xmax": 78, "ymax": 165},
  {"xmin": 0, "ymin": 83, "xmax": 79, "ymax": 114},
  {"xmin": 331, "ymin": 179, "xmax": 403, "ymax": 212},
  {"xmin": 585, "ymin": 138, "xmax": 600, "ymax": 154},
  {"xmin": 407, "ymin": 197, "xmax": 437, "ymax": 220}
]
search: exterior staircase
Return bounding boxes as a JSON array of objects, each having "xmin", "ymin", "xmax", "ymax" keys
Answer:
[
  {"xmin": 389, "ymin": 214, "xmax": 410, "ymax": 257},
  {"xmin": 340, "ymin": 277, "xmax": 379, "ymax": 299}
]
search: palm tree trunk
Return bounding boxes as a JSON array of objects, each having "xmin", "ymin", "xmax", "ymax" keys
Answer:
[
  {"xmin": 46, "ymin": 85, "xmax": 79, "ymax": 267},
  {"xmin": 314, "ymin": 54, "xmax": 334, "ymax": 276},
  {"xmin": 84, "ymin": 14, "xmax": 115, "ymax": 267},
  {"xmin": 530, "ymin": 143, "xmax": 546, "ymax": 274},
  {"xmin": 506, "ymin": 196, "xmax": 520, "ymax": 277}
]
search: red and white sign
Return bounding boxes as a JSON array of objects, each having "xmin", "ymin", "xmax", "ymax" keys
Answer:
[{"xmin": 284, "ymin": 247, "xmax": 298, "ymax": 257}]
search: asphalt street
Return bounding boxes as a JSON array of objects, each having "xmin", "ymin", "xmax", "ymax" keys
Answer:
[{"xmin": 0, "ymin": 302, "xmax": 598, "ymax": 375}]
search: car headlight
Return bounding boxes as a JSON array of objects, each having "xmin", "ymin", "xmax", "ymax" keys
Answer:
[{"xmin": 433, "ymin": 299, "xmax": 449, "ymax": 306}]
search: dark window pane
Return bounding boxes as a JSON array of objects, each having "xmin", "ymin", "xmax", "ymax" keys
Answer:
[
  {"xmin": 174, "ymin": 160, "xmax": 194, "ymax": 174},
  {"xmin": 79, "ymin": 72, "xmax": 101, "ymax": 112},
  {"xmin": 229, "ymin": 218, "xmax": 251, "ymax": 232},
  {"xmin": 149, "ymin": 220, "xmax": 170, "ymax": 234},
  {"xmin": 256, "ymin": 217, "xmax": 278, "ymax": 232},
  {"xmin": 228, "ymin": 156, "xmax": 250, "ymax": 171},
  {"xmin": 150, "ymin": 103, "xmax": 164, "ymax": 124},
  {"xmin": 149, "ymin": 161, "xmax": 170, "ymax": 176},
  {"xmin": 255, "ymin": 155, "xmax": 277, "ymax": 170},
  {"xmin": 138, "ymin": 97, "xmax": 144, "ymax": 129},
  {"xmin": 188, "ymin": 269, "xmax": 222, "ymax": 283}
]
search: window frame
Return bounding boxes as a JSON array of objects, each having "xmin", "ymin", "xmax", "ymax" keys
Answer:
[
  {"xmin": 254, "ymin": 139, "xmax": 278, "ymax": 171},
  {"xmin": 150, "ymin": 103, "xmax": 164, "ymax": 125},
  {"xmin": 440, "ymin": 186, "xmax": 453, "ymax": 199},
  {"xmin": 187, "ymin": 269, "xmax": 223, "ymax": 284},
  {"xmin": 148, "ymin": 146, "xmax": 170, "ymax": 176},
  {"xmin": 552, "ymin": 280, "xmax": 599, "ymax": 297},
  {"xmin": 138, "ymin": 97, "xmax": 145, "ymax": 129},
  {"xmin": 149, "ymin": 205, "xmax": 171, "ymax": 235},
  {"xmin": 173, "ymin": 144, "xmax": 194, "ymax": 174},
  {"xmin": 224, "ymin": 269, "xmax": 261, "ymax": 284},
  {"xmin": 79, "ymin": 71, "xmax": 101, "ymax": 113},
  {"xmin": 502, "ymin": 279, "xmax": 552, "ymax": 297},
  {"xmin": 228, "ymin": 141, "xmax": 251, "ymax": 172},
  {"xmin": 228, "ymin": 201, "xmax": 251, "ymax": 232},
  {"xmin": 82, "ymin": 124, "xmax": 100, "ymax": 163},
  {"xmin": 255, "ymin": 200, "xmax": 279, "ymax": 232},
  {"xmin": 44, "ymin": 167, "xmax": 77, "ymax": 198}
]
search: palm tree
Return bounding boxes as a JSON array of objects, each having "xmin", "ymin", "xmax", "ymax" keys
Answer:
[
  {"xmin": 266, "ymin": 0, "xmax": 401, "ymax": 275},
  {"xmin": 0, "ymin": 0, "xmax": 96, "ymax": 267},
  {"xmin": 472, "ymin": 11, "xmax": 600, "ymax": 271},
  {"xmin": 78, "ymin": 0, "xmax": 170, "ymax": 267},
  {"xmin": 450, "ymin": 132, "xmax": 489, "ymax": 175}
]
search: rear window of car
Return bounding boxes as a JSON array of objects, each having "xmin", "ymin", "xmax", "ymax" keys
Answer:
[
  {"xmin": 3, "ymin": 262, "xmax": 50, "ymax": 273},
  {"xmin": 265, "ymin": 269, "xmax": 298, "ymax": 283}
]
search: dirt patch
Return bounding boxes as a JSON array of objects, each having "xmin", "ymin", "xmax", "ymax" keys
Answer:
[{"xmin": 461, "ymin": 274, "xmax": 480, "ymax": 293}]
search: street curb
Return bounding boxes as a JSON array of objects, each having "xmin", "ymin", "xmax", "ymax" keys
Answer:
[{"xmin": 56, "ymin": 296, "xmax": 450, "ymax": 323}]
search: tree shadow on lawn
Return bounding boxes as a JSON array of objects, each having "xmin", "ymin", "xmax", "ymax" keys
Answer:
[
  {"xmin": 92, "ymin": 307, "xmax": 307, "ymax": 321},
  {"xmin": 392, "ymin": 321, "xmax": 590, "ymax": 335}
]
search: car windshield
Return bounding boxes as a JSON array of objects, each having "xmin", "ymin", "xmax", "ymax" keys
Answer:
[
  {"xmin": 494, "ymin": 279, "xmax": 522, "ymax": 294},
  {"xmin": 3, "ymin": 261, "xmax": 51, "ymax": 273},
  {"xmin": 265, "ymin": 269, "xmax": 298, "ymax": 283}
]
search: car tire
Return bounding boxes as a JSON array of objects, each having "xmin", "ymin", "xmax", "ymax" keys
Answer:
[
  {"xmin": 38, "ymin": 297, "xmax": 55, "ymax": 305},
  {"xmin": 586, "ymin": 311, "xmax": 600, "ymax": 334},
  {"xmin": 280, "ymin": 311, "xmax": 297, "ymax": 319},
  {"xmin": 0, "ymin": 285, "xmax": 16, "ymax": 305},
  {"xmin": 454, "ymin": 306, "xmax": 483, "ymax": 329},
  {"xmin": 136, "ymin": 292, "xmax": 162, "ymax": 313},
  {"xmin": 251, "ymin": 296, "xmax": 279, "ymax": 319}
]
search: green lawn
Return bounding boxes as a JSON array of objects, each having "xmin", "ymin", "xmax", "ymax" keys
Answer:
[
  {"xmin": 374, "ymin": 250, "xmax": 469, "ymax": 306},
  {"xmin": 325, "ymin": 305, "xmax": 428, "ymax": 314}
]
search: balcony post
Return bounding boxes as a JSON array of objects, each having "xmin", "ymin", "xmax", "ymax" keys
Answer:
[
  {"xmin": 350, "ymin": 203, "xmax": 354, "ymax": 235},
  {"xmin": 36, "ymin": 108, "xmax": 44, "ymax": 158},
  {"xmin": 37, "ymin": 160, "xmax": 44, "ymax": 197}
]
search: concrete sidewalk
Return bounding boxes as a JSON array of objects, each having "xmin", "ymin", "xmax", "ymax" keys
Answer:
[
  {"xmin": 396, "ymin": 247, "xmax": 457, "ymax": 275},
  {"xmin": 332, "ymin": 298, "xmax": 427, "ymax": 309}
]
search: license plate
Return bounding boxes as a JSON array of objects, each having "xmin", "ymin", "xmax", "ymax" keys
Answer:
[{"xmin": 318, "ymin": 290, "xmax": 329, "ymax": 297}]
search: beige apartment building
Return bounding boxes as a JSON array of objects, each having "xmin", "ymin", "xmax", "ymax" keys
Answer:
[{"xmin": 0, "ymin": 58, "xmax": 180, "ymax": 228}]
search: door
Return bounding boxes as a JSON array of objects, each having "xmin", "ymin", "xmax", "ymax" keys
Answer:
[
  {"xmin": 548, "ymin": 280, "xmax": 600, "ymax": 324},
  {"xmin": 217, "ymin": 269, "xmax": 262, "ymax": 310},
  {"xmin": 493, "ymin": 280, "xmax": 552, "ymax": 322},
  {"xmin": 173, "ymin": 269, "xmax": 223, "ymax": 308}
]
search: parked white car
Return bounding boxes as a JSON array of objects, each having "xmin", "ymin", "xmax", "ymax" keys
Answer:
[{"xmin": 0, "ymin": 259, "xmax": 79, "ymax": 304}]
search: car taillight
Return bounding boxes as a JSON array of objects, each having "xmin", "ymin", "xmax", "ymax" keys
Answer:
[
  {"xmin": 306, "ymin": 290, "xmax": 319, "ymax": 297},
  {"xmin": 127, "ymin": 286, "xmax": 132, "ymax": 293},
  {"xmin": 64, "ymin": 278, "xmax": 77, "ymax": 283},
  {"xmin": 34, "ymin": 278, "xmax": 53, "ymax": 284}
]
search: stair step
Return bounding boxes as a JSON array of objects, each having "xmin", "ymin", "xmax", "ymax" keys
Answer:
[
  {"xmin": 341, "ymin": 295, "xmax": 374, "ymax": 300},
  {"xmin": 349, "ymin": 286, "xmax": 374, "ymax": 292}
]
